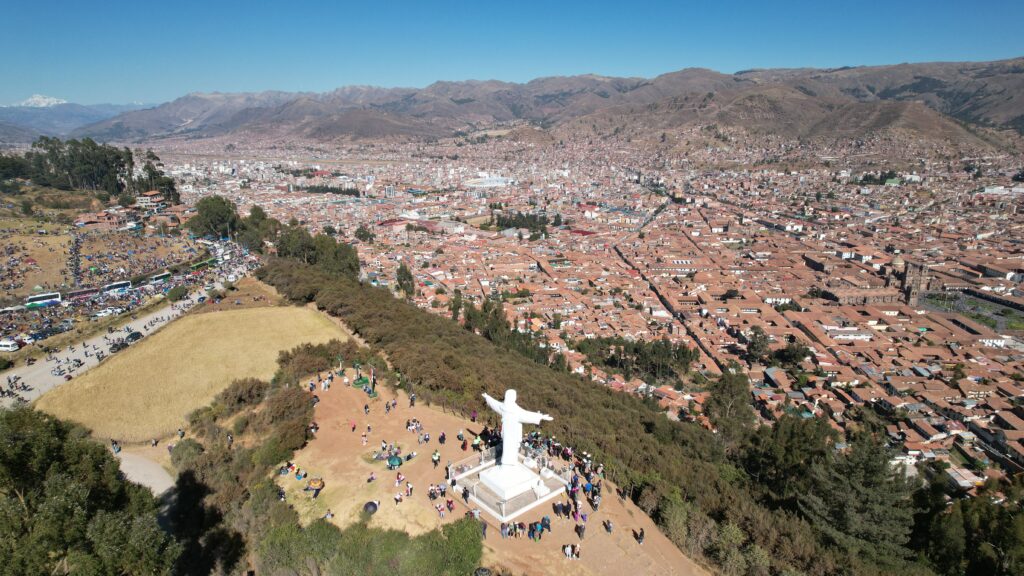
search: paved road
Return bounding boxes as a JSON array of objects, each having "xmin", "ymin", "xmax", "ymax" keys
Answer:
[{"xmin": 0, "ymin": 290, "xmax": 206, "ymax": 407}]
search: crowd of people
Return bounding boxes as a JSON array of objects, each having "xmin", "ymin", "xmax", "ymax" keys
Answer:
[
  {"xmin": 268, "ymin": 355, "xmax": 656, "ymax": 569},
  {"xmin": 2, "ymin": 373, "xmax": 28, "ymax": 399},
  {"xmin": 1, "ymin": 229, "xmax": 199, "ymax": 304},
  {"xmin": 1, "ymin": 243, "xmax": 255, "ymax": 355},
  {"xmin": 77, "ymin": 233, "xmax": 198, "ymax": 286},
  {"xmin": 0, "ymin": 231, "xmax": 68, "ymax": 299}
]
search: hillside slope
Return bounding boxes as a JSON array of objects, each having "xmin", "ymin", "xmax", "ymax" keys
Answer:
[{"xmin": 72, "ymin": 57, "xmax": 1024, "ymax": 146}]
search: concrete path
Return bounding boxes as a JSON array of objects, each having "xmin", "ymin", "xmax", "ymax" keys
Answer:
[
  {"xmin": 116, "ymin": 451, "xmax": 175, "ymax": 496},
  {"xmin": 0, "ymin": 267, "xmax": 249, "ymax": 407},
  {"xmin": 0, "ymin": 293, "xmax": 202, "ymax": 407}
]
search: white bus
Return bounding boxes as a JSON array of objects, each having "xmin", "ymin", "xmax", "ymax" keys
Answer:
[
  {"xmin": 103, "ymin": 281, "xmax": 132, "ymax": 295},
  {"xmin": 24, "ymin": 292, "xmax": 62, "ymax": 309}
]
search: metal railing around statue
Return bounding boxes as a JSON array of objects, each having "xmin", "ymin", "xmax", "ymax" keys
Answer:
[
  {"xmin": 450, "ymin": 446, "xmax": 497, "ymax": 478},
  {"xmin": 520, "ymin": 444, "xmax": 573, "ymax": 482}
]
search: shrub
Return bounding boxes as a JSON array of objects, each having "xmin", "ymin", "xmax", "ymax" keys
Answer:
[
  {"xmin": 217, "ymin": 378, "xmax": 269, "ymax": 414},
  {"xmin": 232, "ymin": 413, "xmax": 251, "ymax": 435},
  {"xmin": 258, "ymin": 387, "xmax": 312, "ymax": 430},
  {"xmin": 251, "ymin": 436, "xmax": 292, "ymax": 468},
  {"xmin": 166, "ymin": 285, "xmax": 188, "ymax": 301},
  {"xmin": 171, "ymin": 439, "xmax": 205, "ymax": 471}
]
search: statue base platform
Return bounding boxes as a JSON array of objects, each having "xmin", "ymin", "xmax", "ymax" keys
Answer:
[
  {"xmin": 450, "ymin": 449, "xmax": 569, "ymax": 522},
  {"xmin": 478, "ymin": 464, "xmax": 550, "ymax": 501}
]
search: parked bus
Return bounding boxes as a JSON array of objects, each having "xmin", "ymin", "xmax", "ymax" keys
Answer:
[
  {"xmin": 24, "ymin": 292, "xmax": 62, "ymax": 309},
  {"xmin": 103, "ymin": 281, "xmax": 132, "ymax": 295},
  {"xmin": 149, "ymin": 271, "xmax": 172, "ymax": 285},
  {"xmin": 190, "ymin": 258, "xmax": 217, "ymax": 271},
  {"xmin": 66, "ymin": 287, "xmax": 100, "ymax": 302}
]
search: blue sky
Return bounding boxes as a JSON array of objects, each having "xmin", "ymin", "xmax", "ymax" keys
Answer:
[{"xmin": 3, "ymin": 0, "xmax": 1022, "ymax": 105}]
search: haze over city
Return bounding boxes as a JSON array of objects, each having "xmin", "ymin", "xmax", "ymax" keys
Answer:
[{"xmin": 1, "ymin": 3, "xmax": 1023, "ymax": 576}]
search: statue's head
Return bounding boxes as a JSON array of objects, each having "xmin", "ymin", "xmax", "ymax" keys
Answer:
[{"xmin": 504, "ymin": 389, "xmax": 517, "ymax": 403}]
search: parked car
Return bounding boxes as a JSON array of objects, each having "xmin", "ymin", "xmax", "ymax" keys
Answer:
[
  {"xmin": 126, "ymin": 332, "xmax": 143, "ymax": 343},
  {"xmin": 109, "ymin": 342, "xmax": 128, "ymax": 353}
]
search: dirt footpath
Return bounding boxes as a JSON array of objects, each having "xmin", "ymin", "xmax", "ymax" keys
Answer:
[{"xmin": 117, "ymin": 451, "xmax": 175, "ymax": 496}]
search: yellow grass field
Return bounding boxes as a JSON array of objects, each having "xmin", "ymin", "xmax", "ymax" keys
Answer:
[{"xmin": 36, "ymin": 306, "xmax": 349, "ymax": 441}]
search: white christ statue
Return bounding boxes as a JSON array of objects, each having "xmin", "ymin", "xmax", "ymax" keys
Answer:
[{"xmin": 482, "ymin": 389, "xmax": 552, "ymax": 468}]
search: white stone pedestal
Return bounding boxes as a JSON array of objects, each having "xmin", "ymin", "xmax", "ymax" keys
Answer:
[{"xmin": 479, "ymin": 464, "xmax": 550, "ymax": 501}]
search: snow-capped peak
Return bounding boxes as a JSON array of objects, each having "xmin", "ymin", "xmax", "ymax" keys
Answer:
[{"xmin": 15, "ymin": 94, "xmax": 68, "ymax": 107}]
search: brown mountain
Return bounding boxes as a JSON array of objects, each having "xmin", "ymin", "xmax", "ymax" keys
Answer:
[
  {"xmin": 72, "ymin": 57, "xmax": 1024, "ymax": 146},
  {"xmin": 0, "ymin": 121, "xmax": 39, "ymax": 144}
]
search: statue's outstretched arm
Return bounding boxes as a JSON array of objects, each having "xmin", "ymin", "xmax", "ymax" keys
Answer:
[
  {"xmin": 517, "ymin": 409, "xmax": 553, "ymax": 425},
  {"xmin": 482, "ymin": 392, "xmax": 503, "ymax": 413}
]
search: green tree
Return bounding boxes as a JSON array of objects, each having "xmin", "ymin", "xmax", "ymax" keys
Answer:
[
  {"xmin": 0, "ymin": 407, "xmax": 181, "ymax": 574},
  {"xmin": 797, "ymin": 435, "xmax": 915, "ymax": 567},
  {"xmin": 0, "ymin": 154, "xmax": 30, "ymax": 179},
  {"xmin": 772, "ymin": 341, "xmax": 811, "ymax": 367},
  {"xmin": 354, "ymin": 223, "xmax": 375, "ymax": 243},
  {"xmin": 746, "ymin": 326, "xmax": 771, "ymax": 363},
  {"xmin": 716, "ymin": 522, "xmax": 748, "ymax": 576},
  {"xmin": 186, "ymin": 195, "xmax": 241, "ymax": 238},
  {"xmin": 134, "ymin": 149, "xmax": 179, "ymax": 204},
  {"xmin": 744, "ymin": 414, "xmax": 836, "ymax": 503},
  {"xmin": 449, "ymin": 289, "xmax": 463, "ymax": 321},
  {"xmin": 166, "ymin": 285, "xmax": 188, "ymax": 301},
  {"xmin": 928, "ymin": 504, "xmax": 966, "ymax": 576},
  {"xmin": 705, "ymin": 367, "xmax": 754, "ymax": 451},
  {"xmin": 397, "ymin": 262, "xmax": 415, "ymax": 299}
]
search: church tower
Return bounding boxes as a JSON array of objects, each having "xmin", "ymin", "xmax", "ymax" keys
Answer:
[{"xmin": 902, "ymin": 261, "xmax": 925, "ymax": 306}]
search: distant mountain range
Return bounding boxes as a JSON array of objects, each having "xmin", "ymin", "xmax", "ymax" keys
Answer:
[
  {"xmin": 0, "ymin": 98, "xmax": 150, "ymax": 143},
  {"xmin": 9, "ymin": 58, "xmax": 1024, "ymax": 148}
]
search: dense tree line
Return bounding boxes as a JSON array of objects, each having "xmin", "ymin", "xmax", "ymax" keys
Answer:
[
  {"xmin": 0, "ymin": 137, "xmax": 177, "ymax": 202},
  {"xmin": 857, "ymin": 170, "xmax": 899, "ymax": 185},
  {"xmin": 571, "ymin": 335, "xmax": 698, "ymax": 386},
  {"xmin": 493, "ymin": 210, "xmax": 550, "ymax": 234},
  {"xmin": 257, "ymin": 257, "xmax": 1024, "ymax": 576},
  {"xmin": 460, "ymin": 296, "xmax": 569, "ymax": 370},
  {"xmin": 911, "ymin": 472, "xmax": 1024, "ymax": 576},
  {"xmin": 0, "ymin": 408, "xmax": 181, "ymax": 574},
  {"xmin": 303, "ymin": 185, "xmax": 359, "ymax": 196},
  {"xmin": 136, "ymin": 149, "xmax": 180, "ymax": 204},
  {"xmin": 186, "ymin": 196, "xmax": 359, "ymax": 279},
  {"xmin": 276, "ymin": 225, "xmax": 359, "ymax": 278}
]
